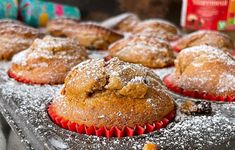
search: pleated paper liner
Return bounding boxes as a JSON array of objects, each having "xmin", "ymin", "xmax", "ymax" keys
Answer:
[
  {"xmin": 230, "ymin": 50, "xmax": 235, "ymax": 57},
  {"xmin": 48, "ymin": 104, "xmax": 176, "ymax": 138},
  {"xmin": 8, "ymin": 70, "xmax": 39, "ymax": 85},
  {"xmin": 170, "ymin": 42, "xmax": 181, "ymax": 53},
  {"xmin": 163, "ymin": 74, "xmax": 235, "ymax": 102},
  {"xmin": 7, "ymin": 70, "xmax": 59, "ymax": 85}
]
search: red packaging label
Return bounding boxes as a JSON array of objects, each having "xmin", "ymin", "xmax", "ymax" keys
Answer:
[{"xmin": 181, "ymin": 0, "xmax": 235, "ymax": 31}]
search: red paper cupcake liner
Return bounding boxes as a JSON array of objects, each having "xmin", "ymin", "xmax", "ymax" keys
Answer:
[
  {"xmin": 163, "ymin": 74, "xmax": 235, "ymax": 102},
  {"xmin": 7, "ymin": 70, "xmax": 44, "ymax": 85},
  {"xmin": 170, "ymin": 41, "xmax": 181, "ymax": 53},
  {"xmin": 170, "ymin": 35, "xmax": 181, "ymax": 42},
  {"xmin": 7, "ymin": 70, "xmax": 61, "ymax": 85},
  {"xmin": 47, "ymin": 104, "xmax": 176, "ymax": 138},
  {"xmin": 230, "ymin": 50, "xmax": 235, "ymax": 57}
]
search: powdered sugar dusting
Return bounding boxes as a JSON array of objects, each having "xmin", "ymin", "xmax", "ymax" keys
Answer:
[
  {"xmin": 109, "ymin": 35, "xmax": 174, "ymax": 68},
  {"xmin": 0, "ymin": 55, "xmax": 234, "ymax": 149},
  {"xmin": 11, "ymin": 36, "xmax": 88, "ymax": 68},
  {"xmin": 179, "ymin": 45, "xmax": 235, "ymax": 66},
  {"xmin": 171, "ymin": 45, "xmax": 235, "ymax": 96},
  {"xmin": 11, "ymin": 50, "xmax": 28, "ymax": 65},
  {"xmin": 217, "ymin": 73, "xmax": 235, "ymax": 93}
]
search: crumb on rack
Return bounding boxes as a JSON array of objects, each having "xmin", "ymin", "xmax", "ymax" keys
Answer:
[{"xmin": 143, "ymin": 141, "xmax": 158, "ymax": 150}]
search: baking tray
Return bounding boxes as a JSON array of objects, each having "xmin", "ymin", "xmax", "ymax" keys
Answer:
[{"xmin": 0, "ymin": 51, "xmax": 235, "ymax": 150}]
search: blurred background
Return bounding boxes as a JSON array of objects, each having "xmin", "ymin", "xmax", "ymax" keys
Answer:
[{"xmin": 49, "ymin": 0, "xmax": 182, "ymax": 25}]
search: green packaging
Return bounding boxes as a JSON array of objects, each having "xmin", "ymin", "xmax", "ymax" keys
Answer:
[
  {"xmin": 0, "ymin": 0, "xmax": 18, "ymax": 19},
  {"xmin": 20, "ymin": 0, "xmax": 81, "ymax": 27}
]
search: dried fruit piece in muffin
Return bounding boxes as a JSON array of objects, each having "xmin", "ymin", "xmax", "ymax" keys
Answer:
[
  {"xmin": 8, "ymin": 36, "xmax": 88, "ymax": 85},
  {"xmin": 109, "ymin": 35, "xmax": 174, "ymax": 68},
  {"xmin": 180, "ymin": 100, "xmax": 212, "ymax": 115}
]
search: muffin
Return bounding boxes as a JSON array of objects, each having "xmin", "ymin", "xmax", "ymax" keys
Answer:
[
  {"xmin": 132, "ymin": 19, "xmax": 179, "ymax": 41},
  {"xmin": 0, "ymin": 19, "xmax": 23, "ymax": 25},
  {"xmin": 63, "ymin": 23, "xmax": 124, "ymax": 50},
  {"xmin": 46, "ymin": 17, "xmax": 80, "ymax": 37},
  {"xmin": 8, "ymin": 36, "xmax": 88, "ymax": 85},
  {"xmin": 171, "ymin": 30, "xmax": 235, "ymax": 53},
  {"xmin": 109, "ymin": 35, "xmax": 174, "ymax": 68},
  {"xmin": 48, "ymin": 58, "xmax": 176, "ymax": 137},
  {"xmin": 0, "ymin": 22, "xmax": 44, "ymax": 60},
  {"xmin": 101, "ymin": 13, "xmax": 140, "ymax": 33},
  {"xmin": 163, "ymin": 45, "xmax": 235, "ymax": 102}
]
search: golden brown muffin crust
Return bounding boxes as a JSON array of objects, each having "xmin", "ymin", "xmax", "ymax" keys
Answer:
[
  {"xmin": 0, "ymin": 19, "xmax": 23, "ymax": 26},
  {"xmin": 132, "ymin": 19, "xmax": 179, "ymax": 41},
  {"xmin": 63, "ymin": 23, "xmax": 124, "ymax": 50},
  {"xmin": 46, "ymin": 17, "xmax": 80, "ymax": 37},
  {"xmin": 133, "ymin": 19, "xmax": 177, "ymax": 34},
  {"xmin": 171, "ymin": 45, "xmax": 235, "ymax": 97},
  {"xmin": 0, "ymin": 23, "xmax": 44, "ymax": 60},
  {"xmin": 109, "ymin": 35, "xmax": 174, "ymax": 68},
  {"xmin": 174, "ymin": 30, "xmax": 234, "ymax": 52},
  {"xmin": 101, "ymin": 13, "xmax": 140, "ymax": 33},
  {"xmin": 53, "ymin": 58, "xmax": 175, "ymax": 128},
  {"xmin": 9, "ymin": 36, "xmax": 88, "ymax": 84}
]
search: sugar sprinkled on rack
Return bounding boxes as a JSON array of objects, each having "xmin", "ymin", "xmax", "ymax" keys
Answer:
[{"xmin": 0, "ymin": 56, "xmax": 235, "ymax": 149}]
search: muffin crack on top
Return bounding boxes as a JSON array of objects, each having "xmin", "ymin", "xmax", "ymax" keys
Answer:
[{"xmin": 62, "ymin": 57, "xmax": 165, "ymax": 99}]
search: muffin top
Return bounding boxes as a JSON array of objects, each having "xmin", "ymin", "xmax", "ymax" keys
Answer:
[
  {"xmin": 175, "ymin": 45, "xmax": 235, "ymax": 75},
  {"xmin": 63, "ymin": 22, "xmax": 124, "ymax": 49},
  {"xmin": 46, "ymin": 17, "xmax": 80, "ymax": 37},
  {"xmin": 133, "ymin": 19, "xmax": 178, "ymax": 34},
  {"xmin": 101, "ymin": 13, "xmax": 140, "ymax": 32},
  {"xmin": 55, "ymin": 58, "xmax": 175, "ymax": 128},
  {"xmin": 10, "ymin": 36, "xmax": 88, "ymax": 84},
  {"xmin": 0, "ymin": 23, "xmax": 44, "ymax": 39},
  {"xmin": 47, "ymin": 17, "xmax": 79, "ymax": 25},
  {"xmin": 13, "ymin": 36, "xmax": 88, "ymax": 65},
  {"xmin": 0, "ymin": 19, "xmax": 23, "ymax": 26},
  {"xmin": 62, "ymin": 57, "xmax": 166, "ymax": 99},
  {"xmin": 132, "ymin": 19, "xmax": 179, "ymax": 41},
  {"xmin": 172, "ymin": 30, "xmax": 234, "ymax": 52},
  {"xmin": 109, "ymin": 35, "xmax": 174, "ymax": 68},
  {"xmin": 0, "ymin": 21, "xmax": 44, "ymax": 60},
  {"xmin": 173, "ymin": 45, "xmax": 235, "ymax": 97}
]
